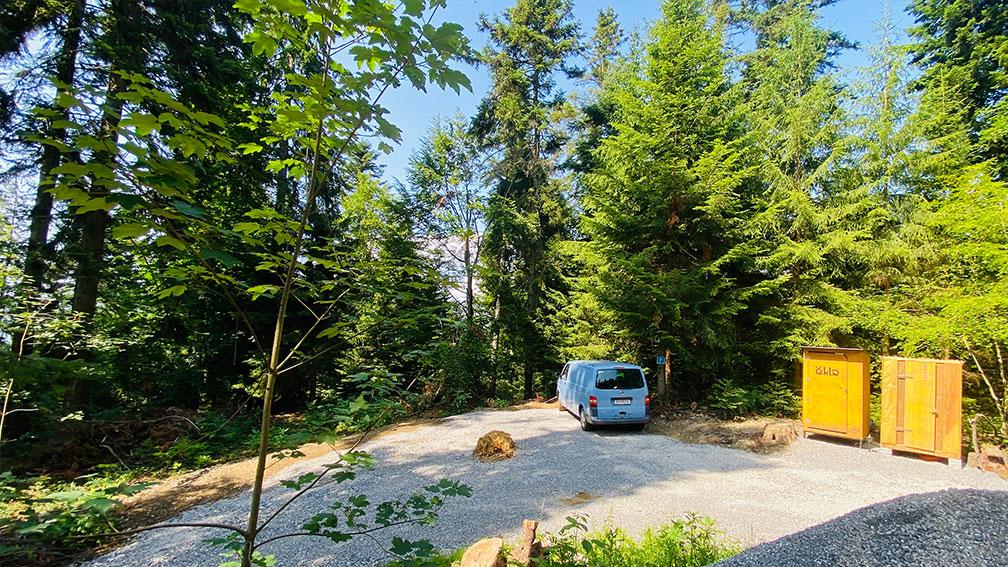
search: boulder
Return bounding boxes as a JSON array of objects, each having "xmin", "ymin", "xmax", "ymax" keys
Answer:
[
  {"xmin": 473, "ymin": 430, "xmax": 517, "ymax": 463},
  {"xmin": 460, "ymin": 537, "xmax": 505, "ymax": 567},
  {"xmin": 762, "ymin": 422, "xmax": 799, "ymax": 445}
]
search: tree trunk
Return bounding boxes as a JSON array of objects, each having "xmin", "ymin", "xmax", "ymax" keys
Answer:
[
  {"xmin": 15, "ymin": 0, "xmax": 84, "ymax": 355},
  {"xmin": 489, "ymin": 294, "xmax": 500, "ymax": 398},
  {"xmin": 66, "ymin": 0, "xmax": 138, "ymax": 408},
  {"xmin": 659, "ymin": 347, "xmax": 671, "ymax": 396},
  {"xmin": 523, "ymin": 242, "xmax": 541, "ymax": 400},
  {"xmin": 464, "ymin": 235, "xmax": 473, "ymax": 327},
  {"xmin": 71, "ymin": 63, "xmax": 127, "ymax": 315}
]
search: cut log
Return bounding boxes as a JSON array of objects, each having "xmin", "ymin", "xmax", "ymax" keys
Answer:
[{"xmin": 460, "ymin": 537, "xmax": 504, "ymax": 567}]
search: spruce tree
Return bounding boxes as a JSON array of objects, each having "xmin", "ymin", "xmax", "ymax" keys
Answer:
[
  {"xmin": 579, "ymin": 0, "xmax": 751, "ymax": 397},
  {"xmin": 474, "ymin": 0, "xmax": 582, "ymax": 399},
  {"xmin": 735, "ymin": 0, "xmax": 851, "ymax": 376},
  {"xmin": 908, "ymin": 0, "xmax": 1008, "ymax": 174}
]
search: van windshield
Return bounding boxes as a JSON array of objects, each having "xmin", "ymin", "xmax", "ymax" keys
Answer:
[{"xmin": 595, "ymin": 368, "xmax": 645, "ymax": 390}]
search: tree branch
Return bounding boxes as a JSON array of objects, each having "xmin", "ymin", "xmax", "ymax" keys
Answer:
[{"xmin": 65, "ymin": 521, "xmax": 246, "ymax": 540}]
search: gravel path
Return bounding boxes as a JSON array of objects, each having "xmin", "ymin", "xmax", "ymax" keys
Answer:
[
  {"xmin": 87, "ymin": 408, "xmax": 1008, "ymax": 567},
  {"xmin": 713, "ymin": 489, "xmax": 1008, "ymax": 567}
]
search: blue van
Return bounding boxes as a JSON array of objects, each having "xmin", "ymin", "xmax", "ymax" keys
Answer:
[{"xmin": 556, "ymin": 360, "xmax": 650, "ymax": 431}]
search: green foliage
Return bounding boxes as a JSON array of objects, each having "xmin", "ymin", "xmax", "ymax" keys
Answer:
[
  {"xmin": 573, "ymin": 0, "xmax": 753, "ymax": 397},
  {"xmin": 475, "ymin": 0, "xmax": 583, "ymax": 399},
  {"xmin": 134, "ymin": 412, "xmax": 259, "ymax": 472},
  {"xmin": 300, "ymin": 367, "xmax": 422, "ymax": 437},
  {"xmin": 908, "ymin": 0, "xmax": 1008, "ymax": 173},
  {"xmin": 5, "ymin": 0, "xmax": 1008, "ymax": 563},
  {"xmin": 735, "ymin": 1, "xmax": 857, "ymax": 377},
  {"xmin": 540, "ymin": 514, "xmax": 737, "ymax": 567},
  {"xmin": 383, "ymin": 548, "xmax": 464, "ymax": 567},
  {"xmin": 206, "ymin": 453, "xmax": 471, "ymax": 567},
  {"xmin": 706, "ymin": 378, "xmax": 799, "ymax": 419},
  {"xmin": 0, "ymin": 471, "xmax": 149, "ymax": 560}
]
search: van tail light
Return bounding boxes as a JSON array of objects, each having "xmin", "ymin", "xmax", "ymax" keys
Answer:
[
  {"xmin": 645, "ymin": 394, "xmax": 651, "ymax": 416},
  {"xmin": 589, "ymin": 396, "xmax": 597, "ymax": 407}
]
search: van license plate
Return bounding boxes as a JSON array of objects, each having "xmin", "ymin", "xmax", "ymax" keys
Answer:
[{"xmin": 612, "ymin": 398, "xmax": 631, "ymax": 405}]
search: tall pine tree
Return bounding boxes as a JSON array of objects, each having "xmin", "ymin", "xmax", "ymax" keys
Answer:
[
  {"xmin": 474, "ymin": 0, "xmax": 581, "ymax": 398},
  {"xmin": 735, "ymin": 0, "xmax": 852, "ymax": 378},
  {"xmin": 578, "ymin": 0, "xmax": 751, "ymax": 397}
]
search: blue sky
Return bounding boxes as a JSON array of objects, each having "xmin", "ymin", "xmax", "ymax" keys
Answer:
[{"xmin": 375, "ymin": 0, "xmax": 916, "ymax": 187}]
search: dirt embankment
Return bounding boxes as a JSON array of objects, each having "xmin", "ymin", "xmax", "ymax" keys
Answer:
[
  {"xmin": 113, "ymin": 418, "xmax": 444, "ymax": 532},
  {"xmin": 646, "ymin": 409, "xmax": 801, "ymax": 454}
]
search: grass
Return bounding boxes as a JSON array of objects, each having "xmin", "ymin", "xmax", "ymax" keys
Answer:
[
  {"xmin": 541, "ymin": 514, "xmax": 738, "ymax": 567},
  {"xmin": 386, "ymin": 514, "xmax": 739, "ymax": 567}
]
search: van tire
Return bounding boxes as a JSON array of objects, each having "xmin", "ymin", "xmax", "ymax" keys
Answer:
[{"xmin": 579, "ymin": 407, "xmax": 594, "ymax": 431}]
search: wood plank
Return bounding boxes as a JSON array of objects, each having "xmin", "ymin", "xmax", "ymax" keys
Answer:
[
  {"xmin": 880, "ymin": 357, "xmax": 897, "ymax": 446},
  {"xmin": 904, "ymin": 359, "xmax": 936, "ymax": 451}
]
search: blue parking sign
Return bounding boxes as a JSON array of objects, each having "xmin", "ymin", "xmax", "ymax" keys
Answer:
[{"xmin": 656, "ymin": 356, "xmax": 665, "ymax": 365}]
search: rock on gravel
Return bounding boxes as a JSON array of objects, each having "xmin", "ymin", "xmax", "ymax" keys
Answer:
[
  {"xmin": 85, "ymin": 409, "xmax": 1008, "ymax": 567},
  {"xmin": 713, "ymin": 489, "xmax": 1008, "ymax": 567}
]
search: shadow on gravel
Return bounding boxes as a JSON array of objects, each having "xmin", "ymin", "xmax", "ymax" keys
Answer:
[
  {"xmin": 712, "ymin": 489, "xmax": 1008, "ymax": 567},
  {"xmin": 89, "ymin": 409, "xmax": 774, "ymax": 567}
]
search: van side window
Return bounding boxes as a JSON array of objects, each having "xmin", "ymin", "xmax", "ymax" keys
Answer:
[{"xmin": 560, "ymin": 363, "xmax": 570, "ymax": 380}]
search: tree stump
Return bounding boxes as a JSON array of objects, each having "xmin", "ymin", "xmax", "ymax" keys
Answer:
[
  {"xmin": 507, "ymin": 519, "xmax": 543, "ymax": 567},
  {"xmin": 762, "ymin": 422, "xmax": 798, "ymax": 445}
]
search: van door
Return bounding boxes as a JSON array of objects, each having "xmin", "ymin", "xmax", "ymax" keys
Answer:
[
  {"xmin": 572, "ymin": 366, "xmax": 585, "ymax": 410},
  {"xmin": 593, "ymin": 367, "xmax": 648, "ymax": 421},
  {"xmin": 557, "ymin": 363, "xmax": 571, "ymax": 408}
]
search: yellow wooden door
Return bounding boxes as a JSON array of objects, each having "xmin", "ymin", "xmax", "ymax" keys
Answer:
[
  {"xmin": 903, "ymin": 359, "xmax": 936, "ymax": 452},
  {"xmin": 805, "ymin": 353, "xmax": 848, "ymax": 434}
]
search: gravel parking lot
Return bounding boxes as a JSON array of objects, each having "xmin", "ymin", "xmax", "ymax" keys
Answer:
[{"xmin": 87, "ymin": 408, "xmax": 1008, "ymax": 567}]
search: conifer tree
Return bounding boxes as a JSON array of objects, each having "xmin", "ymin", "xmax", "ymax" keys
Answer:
[
  {"xmin": 578, "ymin": 0, "xmax": 751, "ymax": 396},
  {"xmin": 735, "ymin": 0, "xmax": 851, "ymax": 376},
  {"xmin": 908, "ymin": 0, "xmax": 1008, "ymax": 174},
  {"xmin": 474, "ymin": 0, "xmax": 582, "ymax": 398},
  {"xmin": 905, "ymin": 0, "xmax": 1008, "ymax": 441},
  {"xmin": 839, "ymin": 13, "xmax": 931, "ymax": 356}
]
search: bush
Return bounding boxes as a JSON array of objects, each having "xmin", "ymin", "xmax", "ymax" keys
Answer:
[
  {"xmin": 0, "ymin": 471, "xmax": 149, "ymax": 562},
  {"xmin": 541, "ymin": 514, "xmax": 738, "ymax": 567},
  {"xmin": 706, "ymin": 378, "xmax": 799, "ymax": 418}
]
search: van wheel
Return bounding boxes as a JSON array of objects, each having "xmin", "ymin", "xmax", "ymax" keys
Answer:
[{"xmin": 579, "ymin": 407, "xmax": 594, "ymax": 431}]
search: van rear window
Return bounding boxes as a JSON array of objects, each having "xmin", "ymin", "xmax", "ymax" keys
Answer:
[{"xmin": 595, "ymin": 368, "xmax": 645, "ymax": 390}]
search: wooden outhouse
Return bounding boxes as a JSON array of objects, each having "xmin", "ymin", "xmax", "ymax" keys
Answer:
[
  {"xmin": 801, "ymin": 347, "xmax": 871, "ymax": 441},
  {"xmin": 880, "ymin": 356, "xmax": 962, "ymax": 461}
]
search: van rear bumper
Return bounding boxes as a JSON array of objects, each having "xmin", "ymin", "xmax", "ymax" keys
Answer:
[{"xmin": 583, "ymin": 414, "xmax": 650, "ymax": 426}]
